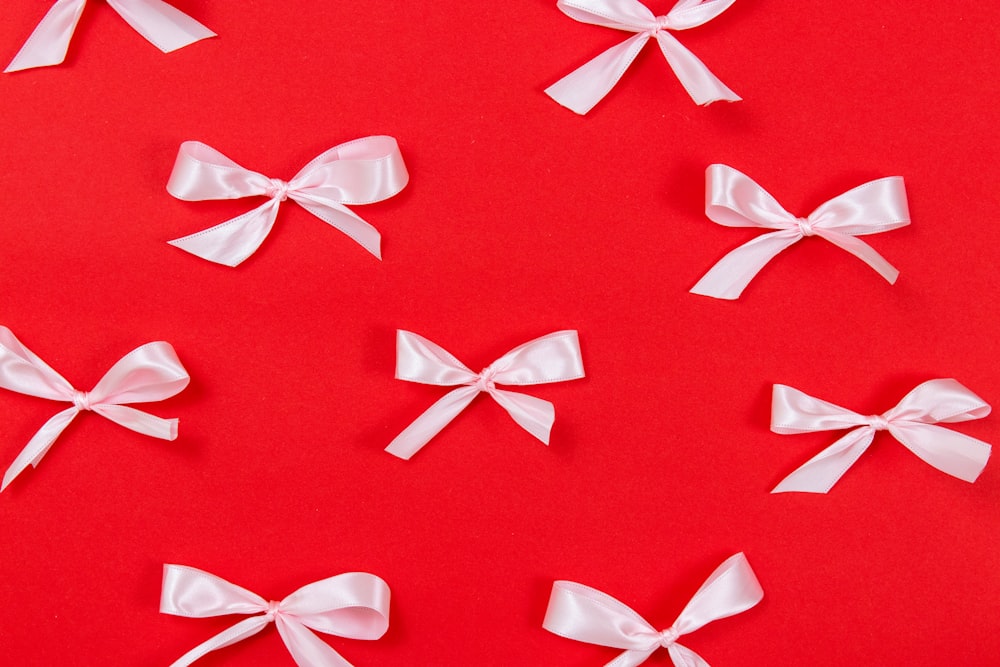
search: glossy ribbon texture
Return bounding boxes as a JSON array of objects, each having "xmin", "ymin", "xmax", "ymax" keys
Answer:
[
  {"xmin": 0, "ymin": 327, "xmax": 189, "ymax": 491},
  {"xmin": 161, "ymin": 565, "xmax": 390, "ymax": 667},
  {"xmin": 691, "ymin": 164, "xmax": 910, "ymax": 299},
  {"xmin": 385, "ymin": 330, "xmax": 585, "ymax": 460},
  {"xmin": 6, "ymin": 0, "xmax": 215, "ymax": 72},
  {"xmin": 543, "ymin": 553, "xmax": 763, "ymax": 667},
  {"xmin": 546, "ymin": 0, "xmax": 740, "ymax": 114},
  {"xmin": 771, "ymin": 380, "xmax": 992, "ymax": 493},
  {"xmin": 166, "ymin": 137, "xmax": 409, "ymax": 266}
]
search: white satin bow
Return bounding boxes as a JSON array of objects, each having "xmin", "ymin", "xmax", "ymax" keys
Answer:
[
  {"xmin": 771, "ymin": 380, "xmax": 993, "ymax": 493},
  {"xmin": 385, "ymin": 330, "xmax": 585, "ymax": 460},
  {"xmin": 546, "ymin": 0, "xmax": 740, "ymax": 114},
  {"xmin": 6, "ymin": 0, "xmax": 215, "ymax": 72},
  {"xmin": 543, "ymin": 553, "xmax": 764, "ymax": 667},
  {"xmin": 160, "ymin": 565, "xmax": 390, "ymax": 667},
  {"xmin": 0, "ymin": 326, "xmax": 189, "ymax": 491},
  {"xmin": 166, "ymin": 137, "xmax": 409, "ymax": 266},
  {"xmin": 691, "ymin": 164, "xmax": 911, "ymax": 299}
]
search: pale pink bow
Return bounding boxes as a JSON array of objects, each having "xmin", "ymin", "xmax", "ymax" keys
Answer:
[
  {"xmin": 691, "ymin": 164, "xmax": 910, "ymax": 299},
  {"xmin": 166, "ymin": 137, "xmax": 409, "ymax": 266},
  {"xmin": 546, "ymin": 0, "xmax": 740, "ymax": 114},
  {"xmin": 6, "ymin": 0, "xmax": 215, "ymax": 72},
  {"xmin": 771, "ymin": 380, "xmax": 992, "ymax": 493},
  {"xmin": 385, "ymin": 330, "xmax": 585, "ymax": 460},
  {"xmin": 0, "ymin": 326, "xmax": 189, "ymax": 491},
  {"xmin": 543, "ymin": 553, "xmax": 763, "ymax": 667},
  {"xmin": 160, "ymin": 565, "xmax": 390, "ymax": 667}
]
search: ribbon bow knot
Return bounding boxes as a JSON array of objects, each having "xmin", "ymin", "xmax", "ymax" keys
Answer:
[
  {"xmin": 543, "ymin": 553, "xmax": 763, "ymax": 667},
  {"xmin": 160, "ymin": 564, "xmax": 390, "ymax": 667},
  {"xmin": 691, "ymin": 164, "xmax": 911, "ymax": 300},
  {"xmin": 166, "ymin": 137, "xmax": 409, "ymax": 267},
  {"xmin": 265, "ymin": 600, "xmax": 283, "ymax": 621},
  {"xmin": 657, "ymin": 627, "xmax": 680, "ymax": 647},
  {"xmin": 0, "ymin": 326, "xmax": 189, "ymax": 491},
  {"xmin": 474, "ymin": 366, "xmax": 498, "ymax": 392},
  {"xmin": 71, "ymin": 390, "xmax": 93, "ymax": 411},
  {"xmin": 545, "ymin": 0, "xmax": 741, "ymax": 114},
  {"xmin": 771, "ymin": 380, "xmax": 993, "ymax": 494},
  {"xmin": 385, "ymin": 330, "xmax": 585, "ymax": 460},
  {"xmin": 266, "ymin": 178, "xmax": 292, "ymax": 202},
  {"xmin": 6, "ymin": 0, "xmax": 215, "ymax": 73}
]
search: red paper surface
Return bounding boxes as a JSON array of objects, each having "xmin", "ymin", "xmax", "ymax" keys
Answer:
[{"xmin": 1, "ymin": 1, "xmax": 998, "ymax": 665}]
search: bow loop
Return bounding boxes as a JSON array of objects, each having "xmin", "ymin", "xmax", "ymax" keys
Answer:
[
  {"xmin": 282, "ymin": 573, "xmax": 391, "ymax": 639},
  {"xmin": 87, "ymin": 341, "xmax": 190, "ymax": 405},
  {"xmin": 161, "ymin": 564, "xmax": 268, "ymax": 618},
  {"xmin": 490, "ymin": 330, "xmax": 585, "ymax": 385},
  {"xmin": 0, "ymin": 326, "xmax": 75, "ymax": 400},
  {"xmin": 665, "ymin": 0, "xmax": 737, "ymax": 29},
  {"xmin": 670, "ymin": 553, "xmax": 764, "ymax": 636},
  {"xmin": 692, "ymin": 165, "xmax": 909, "ymax": 300},
  {"xmin": 395, "ymin": 331, "xmax": 477, "ymax": 386},
  {"xmin": 162, "ymin": 565, "xmax": 390, "ymax": 667},
  {"xmin": 556, "ymin": 0, "xmax": 657, "ymax": 32},
  {"xmin": 884, "ymin": 378, "xmax": 990, "ymax": 424},
  {"xmin": 771, "ymin": 384, "xmax": 872, "ymax": 434},
  {"xmin": 167, "ymin": 138, "xmax": 408, "ymax": 266},
  {"xmin": 0, "ymin": 329, "xmax": 189, "ymax": 492},
  {"xmin": 806, "ymin": 177, "xmax": 909, "ymax": 236},
  {"xmin": 167, "ymin": 142, "xmax": 276, "ymax": 201},
  {"xmin": 6, "ymin": 0, "xmax": 214, "ymax": 73},
  {"xmin": 385, "ymin": 331, "xmax": 584, "ymax": 460},
  {"xmin": 771, "ymin": 380, "xmax": 993, "ymax": 493},
  {"xmin": 543, "ymin": 553, "xmax": 763, "ymax": 667},
  {"xmin": 547, "ymin": 0, "xmax": 739, "ymax": 113}
]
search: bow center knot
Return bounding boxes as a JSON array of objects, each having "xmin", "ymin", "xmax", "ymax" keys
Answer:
[
  {"xmin": 264, "ymin": 600, "xmax": 282, "ymax": 621},
  {"xmin": 867, "ymin": 414, "xmax": 890, "ymax": 431},
  {"xmin": 658, "ymin": 626, "xmax": 680, "ymax": 647},
  {"xmin": 652, "ymin": 15, "xmax": 675, "ymax": 33},
  {"xmin": 265, "ymin": 178, "xmax": 291, "ymax": 202},
  {"xmin": 474, "ymin": 366, "xmax": 497, "ymax": 392},
  {"xmin": 71, "ymin": 391, "xmax": 93, "ymax": 411},
  {"xmin": 796, "ymin": 218, "xmax": 816, "ymax": 237}
]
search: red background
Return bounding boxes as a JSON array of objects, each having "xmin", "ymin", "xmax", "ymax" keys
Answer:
[{"xmin": 1, "ymin": 1, "xmax": 998, "ymax": 665}]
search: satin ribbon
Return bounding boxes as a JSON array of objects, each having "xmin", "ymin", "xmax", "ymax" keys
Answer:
[
  {"xmin": 546, "ymin": 0, "xmax": 740, "ymax": 114},
  {"xmin": 166, "ymin": 137, "xmax": 409, "ymax": 266},
  {"xmin": 771, "ymin": 380, "xmax": 993, "ymax": 493},
  {"xmin": 0, "ymin": 326, "xmax": 189, "ymax": 491},
  {"xmin": 160, "ymin": 565, "xmax": 390, "ymax": 667},
  {"xmin": 6, "ymin": 0, "xmax": 215, "ymax": 72},
  {"xmin": 691, "ymin": 164, "xmax": 910, "ymax": 299},
  {"xmin": 543, "ymin": 553, "xmax": 763, "ymax": 667},
  {"xmin": 385, "ymin": 330, "xmax": 585, "ymax": 460}
]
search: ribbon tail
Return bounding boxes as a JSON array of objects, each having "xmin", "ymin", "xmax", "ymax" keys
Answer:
[
  {"xmin": 2, "ymin": 407, "xmax": 78, "ymax": 491},
  {"xmin": 814, "ymin": 229, "xmax": 900, "ymax": 284},
  {"xmin": 772, "ymin": 427, "xmax": 875, "ymax": 494},
  {"xmin": 92, "ymin": 404, "xmax": 178, "ymax": 440},
  {"xmin": 108, "ymin": 0, "xmax": 215, "ymax": 52},
  {"xmin": 606, "ymin": 648, "xmax": 658, "ymax": 667},
  {"xmin": 168, "ymin": 616, "xmax": 269, "ymax": 667},
  {"xmin": 5, "ymin": 0, "xmax": 86, "ymax": 72},
  {"xmin": 489, "ymin": 388, "xmax": 555, "ymax": 444},
  {"xmin": 890, "ymin": 423, "xmax": 992, "ymax": 483},
  {"xmin": 691, "ymin": 230, "xmax": 801, "ymax": 300},
  {"xmin": 667, "ymin": 643, "xmax": 711, "ymax": 667},
  {"xmin": 292, "ymin": 196, "xmax": 382, "ymax": 259},
  {"xmin": 545, "ymin": 33, "xmax": 650, "ymax": 115},
  {"xmin": 655, "ymin": 32, "xmax": 740, "ymax": 105},
  {"xmin": 385, "ymin": 386, "xmax": 479, "ymax": 460},
  {"xmin": 168, "ymin": 198, "xmax": 281, "ymax": 267},
  {"xmin": 276, "ymin": 616, "xmax": 355, "ymax": 667}
]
